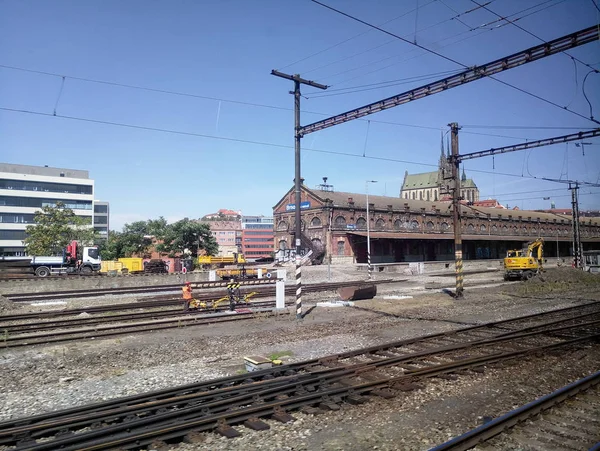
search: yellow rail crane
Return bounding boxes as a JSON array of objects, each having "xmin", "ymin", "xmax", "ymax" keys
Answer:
[
  {"xmin": 184, "ymin": 281, "xmax": 258, "ymax": 312},
  {"xmin": 504, "ymin": 238, "xmax": 544, "ymax": 281}
]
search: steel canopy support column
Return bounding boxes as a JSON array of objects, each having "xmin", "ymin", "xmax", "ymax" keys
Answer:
[{"xmin": 450, "ymin": 122, "xmax": 463, "ymax": 298}]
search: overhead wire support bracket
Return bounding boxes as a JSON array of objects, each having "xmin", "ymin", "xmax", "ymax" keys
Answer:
[
  {"xmin": 456, "ymin": 129, "xmax": 600, "ymax": 162},
  {"xmin": 299, "ymin": 25, "xmax": 599, "ymax": 136}
]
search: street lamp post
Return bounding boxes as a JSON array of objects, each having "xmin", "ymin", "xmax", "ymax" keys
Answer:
[{"xmin": 366, "ymin": 180, "xmax": 377, "ymax": 280}]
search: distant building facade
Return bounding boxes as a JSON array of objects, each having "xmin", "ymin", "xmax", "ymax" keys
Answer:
[
  {"xmin": 400, "ymin": 137, "xmax": 479, "ymax": 203},
  {"xmin": 273, "ymin": 183, "xmax": 600, "ymax": 265},
  {"xmin": 199, "ymin": 220, "xmax": 242, "ymax": 257},
  {"xmin": 241, "ymin": 215, "xmax": 274, "ymax": 261},
  {"xmin": 0, "ymin": 163, "xmax": 95, "ymax": 256},
  {"xmin": 93, "ymin": 201, "xmax": 110, "ymax": 240}
]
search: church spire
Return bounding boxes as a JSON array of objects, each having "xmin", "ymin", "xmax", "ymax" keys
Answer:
[
  {"xmin": 440, "ymin": 130, "xmax": 445, "ymax": 159},
  {"xmin": 461, "ymin": 167, "xmax": 467, "ymax": 182}
]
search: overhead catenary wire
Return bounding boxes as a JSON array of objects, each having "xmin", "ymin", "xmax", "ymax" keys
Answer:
[
  {"xmin": 301, "ymin": 1, "xmax": 492, "ymax": 78},
  {"xmin": 0, "ymin": 63, "xmax": 546, "ymax": 140},
  {"xmin": 470, "ymin": 0, "xmax": 599, "ymax": 73},
  {"xmin": 276, "ymin": 0, "xmax": 439, "ymax": 72},
  {"xmin": 3, "ymin": 105, "xmax": 597, "ymax": 185},
  {"xmin": 310, "ymin": 0, "xmax": 566, "ymax": 87},
  {"xmin": 311, "ymin": 0, "xmax": 600, "ymax": 125}
]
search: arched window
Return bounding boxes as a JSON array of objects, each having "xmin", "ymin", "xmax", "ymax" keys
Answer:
[
  {"xmin": 441, "ymin": 222, "xmax": 449, "ymax": 231},
  {"xmin": 311, "ymin": 238, "xmax": 322, "ymax": 249},
  {"xmin": 434, "ymin": 190, "xmax": 438, "ymax": 201},
  {"xmin": 375, "ymin": 218, "xmax": 385, "ymax": 230},
  {"xmin": 277, "ymin": 221, "xmax": 289, "ymax": 232},
  {"xmin": 310, "ymin": 217, "xmax": 322, "ymax": 227},
  {"xmin": 410, "ymin": 220, "xmax": 419, "ymax": 230},
  {"xmin": 412, "ymin": 192, "xmax": 415, "ymax": 199},
  {"xmin": 426, "ymin": 221, "xmax": 435, "ymax": 230},
  {"xmin": 419, "ymin": 192, "xmax": 423, "ymax": 200},
  {"xmin": 426, "ymin": 191, "xmax": 430, "ymax": 201},
  {"xmin": 480, "ymin": 224, "xmax": 486, "ymax": 232},
  {"xmin": 334, "ymin": 215, "xmax": 346, "ymax": 227},
  {"xmin": 467, "ymin": 224, "xmax": 475, "ymax": 233},
  {"xmin": 337, "ymin": 240, "xmax": 345, "ymax": 255},
  {"xmin": 492, "ymin": 225, "xmax": 498, "ymax": 233},
  {"xmin": 278, "ymin": 240, "xmax": 287, "ymax": 250},
  {"xmin": 394, "ymin": 219, "xmax": 402, "ymax": 230},
  {"xmin": 356, "ymin": 217, "xmax": 367, "ymax": 230},
  {"xmin": 502, "ymin": 225, "xmax": 509, "ymax": 235}
]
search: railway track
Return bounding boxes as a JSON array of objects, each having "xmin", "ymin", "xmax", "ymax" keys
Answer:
[
  {"xmin": 1, "ymin": 302, "xmax": 599, "ymax": 450},
  {"xmin": 3, "ymin": 278, "xmax": 398, "ymax": 303},
  {"xmin": 432, "ymin": 370, "xmax": 600, "ymax": 450}
]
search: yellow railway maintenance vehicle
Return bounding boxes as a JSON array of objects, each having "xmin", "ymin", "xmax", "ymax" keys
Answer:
[
  {"xmin": 197, "ymin": 254, "xmax": 246, "ymax": 268},
  {"xmin": 504, "ymin": 238, "xmax": 544, "ymax": 281},
  {"xmin": 184, "ymin": 282, "xmax": 258, "ymax": 311}
]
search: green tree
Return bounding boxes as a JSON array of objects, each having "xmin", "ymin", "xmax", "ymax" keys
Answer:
[
  {"xmin": 158, "ymin": 219, "xmax": 218, "ymax": 257},
  {"xmin": 24, "ymin": 202, "xmax": 98, "ymax": 256}
]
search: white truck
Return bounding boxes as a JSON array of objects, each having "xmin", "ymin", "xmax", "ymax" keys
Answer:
[{"xmin": 16, "ymin": 241, "xmax": 101, "ymax": 277}]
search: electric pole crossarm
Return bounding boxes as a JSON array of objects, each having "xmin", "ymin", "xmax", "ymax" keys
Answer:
[
  {"xmin": 457, "ymin": 129, "xmax": 600, "ymax": 162},
  {"xmin": 271, "ymin": 70, "xmax": 328, "ymax": 90},
  {"xmin": 299, "ymin": 25, "xmax": 599, "ymax": 136}
]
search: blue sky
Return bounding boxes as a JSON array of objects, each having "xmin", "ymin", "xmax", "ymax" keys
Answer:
[{"xmin": 1, "ymin": 0, "xmax": 599, "ymax": 230}]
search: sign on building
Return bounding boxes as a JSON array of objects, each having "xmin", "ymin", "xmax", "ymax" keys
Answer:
[{"xmin": 286, "ymin": 201, "xmax": 311, "ymax": 211}]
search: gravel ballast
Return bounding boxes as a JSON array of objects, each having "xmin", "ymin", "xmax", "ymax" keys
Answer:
[{"xmin": 0, "ymin": 265, "xmax": 598, "ymax": 450}]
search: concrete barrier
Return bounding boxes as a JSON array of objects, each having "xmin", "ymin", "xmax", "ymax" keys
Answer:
[{"xmin": 0, "ymin": 271, "xmax": 210, "ymax": 295}]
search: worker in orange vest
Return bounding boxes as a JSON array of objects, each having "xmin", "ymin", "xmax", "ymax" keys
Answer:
[{"xmin": 182, "ymin": 282, "xmax": 193, "ymax": 311}]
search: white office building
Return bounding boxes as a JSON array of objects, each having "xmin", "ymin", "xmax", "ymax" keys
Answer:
[
  {"xmin": 93, "ymin": 201, "xmax": 110, "ymax": 239},
  {"xmin": 0, "ymin": 163, "xmax": 95, "ymax": 256}
]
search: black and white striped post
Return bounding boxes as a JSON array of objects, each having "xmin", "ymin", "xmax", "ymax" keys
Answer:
[
  {"xmin": 366, "ymin": 180, "xmax": 377, "ymax": 280},
  {"xmin": 271, "ymin": 70, "xmax": 328, "ymax": 320}
]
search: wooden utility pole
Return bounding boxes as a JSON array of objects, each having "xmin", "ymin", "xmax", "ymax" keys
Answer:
[
  {"xmin": 271, "ymin": 70, "xmax": 327, "ymax": 319},
  {"xmin": 449, "ymin": 122, "xmax": 463, "ymax": 298}
]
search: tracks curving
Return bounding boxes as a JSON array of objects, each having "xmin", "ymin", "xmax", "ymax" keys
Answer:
[
  {"xmin": 0, "ymin": 302, "xmax": 599, "ymax": 450},
  {"xmin": 432, "ymin": 370, "xmax": 600, "ymax": 450}
]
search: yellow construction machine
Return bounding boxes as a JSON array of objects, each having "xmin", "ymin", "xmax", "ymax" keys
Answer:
[{"xmin": 503, "ymin": 238, "xmax": 544, "ymax": 281}]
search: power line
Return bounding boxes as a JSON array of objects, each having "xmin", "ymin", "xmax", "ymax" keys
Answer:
[
  {"xmin": 311, "ymin": 0, "xmax": 599, "ymax": 125},
  {"xmin": 462, "ymin": 124, "xmax": 598, "ymax": 130},
  {"xmin": 301, "ymin": 1, "xmax": 490, "ymax": 78},
  {"xmin": 2, "ymin": 105, "xmax": 587, "ymax": 182},
  {"xmin": 314, "ymin": 0, "xmax": 565, "ymax": 87},
  {"xmin": 470, "ymin": 0, "xmax": 599, "ymax": 73},
  {"xmin": 0, "ymin": 63, "xmax": 542, "ymax": 140},
  {"xmin": 5, "ymin": 105, "xmax": 599, "ymax": 184},
  {"xmin": 276, "ymin": 0, "xmax": 439, "ymax": 72}
]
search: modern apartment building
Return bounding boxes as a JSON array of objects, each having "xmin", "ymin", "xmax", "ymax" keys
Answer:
[
  {"xmin": 241, "ymin": 215, "xmax": 274, "ymax": 261},
  {"xmin": 0, "ymin": 163, "xmax": 95, "ymax": 256},
  {"xmin": 94, "ymin": 201, "xmax": 110, "ymax": 240}
]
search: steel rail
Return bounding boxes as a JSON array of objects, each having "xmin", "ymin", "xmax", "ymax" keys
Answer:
[
  {"xmin": 0, "ymin": 300, "xmax": 284, "ymax": 333},
  {"xmin": 429, "ymin": 370, "xmax": 600, "ymax": 451},
  {"xmin": 1, "ymin": 301, "xmax": 598, "ymax": 430},
  {"xmin": 0, "ymin": 310, "xmax": 267, "ymax": 348},
  {"xmin": 3, "ymin": 315, "xmax": 599, "ymax": 447},
  {"xmin": 16, "ymin": 332, "xmax": 600, "ymax": 451},
  {"xmin": 4, "ymin": 278, "xmax": 394, "ymax": 303},
  {"xmin": 1, "ymin": 302, "xmax": 597, "ymax": 432}
]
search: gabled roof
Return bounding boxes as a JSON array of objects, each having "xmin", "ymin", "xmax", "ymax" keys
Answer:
[{"xmin": 401, "ymin": 171, "xmax": 438, "ymax": 189}]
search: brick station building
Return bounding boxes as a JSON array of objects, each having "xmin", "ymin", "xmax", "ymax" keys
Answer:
[{"xmin": 272, "ymin": 184, "xmax": 600, "ymax": 265}]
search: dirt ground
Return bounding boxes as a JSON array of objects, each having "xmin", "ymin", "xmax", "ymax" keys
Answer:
[{"xmin": 0, "ymin": 266, "xmax": 599, "ymax": 450}]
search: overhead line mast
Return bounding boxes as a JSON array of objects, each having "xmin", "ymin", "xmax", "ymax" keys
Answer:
[{"xmin": 300, "ymin": 25, "xmax": 599, "ymax": 136}]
